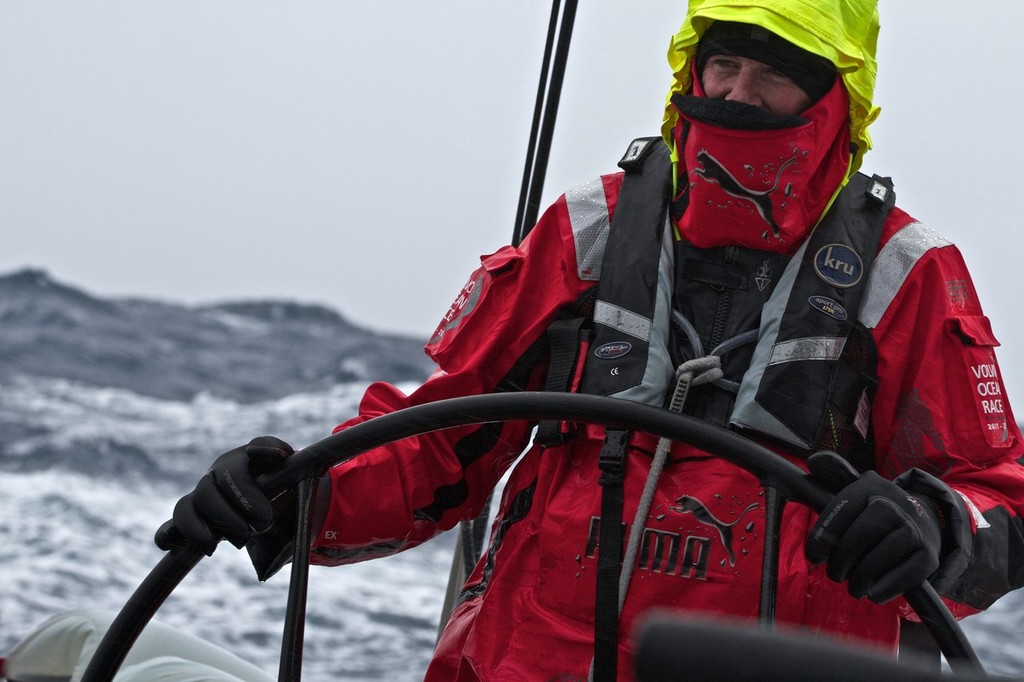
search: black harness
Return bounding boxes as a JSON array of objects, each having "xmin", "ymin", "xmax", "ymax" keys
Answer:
[
  {"xmin": 547, "ymin": 136, "xmax": 895, "ymax": 467},
  {"xmin": 545, "ymin": 138, "xmax": 896, "ymax": 682}
]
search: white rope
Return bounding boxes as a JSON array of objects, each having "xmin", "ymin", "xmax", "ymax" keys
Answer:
[
  {"xmin": 617, "ymin": 355, "xmax": 723, "ymax": 611},
  {"xmin": 588, "ymin": 355, "xmax": 725, "ymax": 681}
]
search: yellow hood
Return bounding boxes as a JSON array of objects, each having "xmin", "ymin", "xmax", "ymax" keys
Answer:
[{"xmin": 663, "ymin": 0, "xmax": 880, "ymax": 174}]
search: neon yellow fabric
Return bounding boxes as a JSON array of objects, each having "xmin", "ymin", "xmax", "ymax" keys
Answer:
[{"xmin": 663, "ymin": 0, "xmax": 880, "ymax": 174}]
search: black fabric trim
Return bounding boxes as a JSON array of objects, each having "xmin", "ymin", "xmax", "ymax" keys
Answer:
[
  {"xmin": 535, "ymin": 317, "xmax": 587, "ymax": 446},
  {"xmin": 454, "ymin": 480, "xmax": 537, "ymax": 607},
  {"xmin": 312, "ymin": 539, "xmax": 405, "ymax": 563},
  {"xmin": 679, "ymin": 257, "xmax": 750, "ymax": 291},
  {"xmin": 945, "ymin": 506, "xmax": 1024, "ymax": 610},
  {"xmin": 537, "ymin": 286, "xmax": 598, "ymax": 447},
  {"xmin": 414, "ymin": 479, "xmax": 471, "ymax": 523},
  {"xmin": 414, "ymin": 332, "xmax": 548, "ymax": 523},
  {"xmin": 672, "ymin": 93, "xmax": 808, "ymax": 130}
]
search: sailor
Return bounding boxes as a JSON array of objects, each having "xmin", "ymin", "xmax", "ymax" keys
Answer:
[{"xmin": 159, "ymin": 1, "xmax": 1024, "ymax": 680}]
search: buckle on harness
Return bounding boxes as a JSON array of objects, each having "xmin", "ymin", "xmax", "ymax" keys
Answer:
[{"xmin": 598, "ymin": 429, "xmax": 630, "ymax": 478}]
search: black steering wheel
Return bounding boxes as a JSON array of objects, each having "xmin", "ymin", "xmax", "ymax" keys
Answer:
[{"xmin": 80, "ymin": 392, "xmax": 984, "ymax": 681}]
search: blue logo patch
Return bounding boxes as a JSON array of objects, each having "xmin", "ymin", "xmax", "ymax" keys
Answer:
[
  {"xmin": 594, "ymin": 342, "xmax": 632, "ymax": 360},
  {"xmin": 813, "ymin": 244, "xmax": 864, "ymax": 288},
  {"xmin": 808, "ymin": 295, "xmax": 848, "ymax": 321}
]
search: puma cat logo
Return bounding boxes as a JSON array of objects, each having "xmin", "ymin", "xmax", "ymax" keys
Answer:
[
  {"xmin": 670, "ymin": 495, "xmax": 760, "ymax": 566},
  {"xmin": 693, "ymin": 149, "xmax": 798, "ymax": 238}
]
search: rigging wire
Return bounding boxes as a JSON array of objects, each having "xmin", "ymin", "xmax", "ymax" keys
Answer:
[
  {"xmin": 438, "ymin": 2, "xmax": 582, "ymax": 636},
  {"xmin": 467, "ymin": 0, "xmax": 579, "ymax": 569},
  {"xmin": 463, "ymin": 0, "xmax": 579, "ymax": 575},
  {"xmin": 512, "ymin": 0, "xmax": 579, "ymax": 247}
]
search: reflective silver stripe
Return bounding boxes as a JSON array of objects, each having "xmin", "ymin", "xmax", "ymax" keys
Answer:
[
  {"xmin": 859, "ymin": 221, "xmax": 951, "ymax": 328},
  {"xmin": 610, "ymin": 219, "xmax": 675, "ymax": 406},
  {"xmin": 767, "ymin": 337, "xmax": 846, "ymax": 366},
  {"xmin": 565, "ymin": 178, "xmax": 610, "ymax": 281},
  {"xmin": 729, "ymin": 240, "xmax": 809, "ymax": 448},
  {"xmin": 594, "ymin": 300, "xmax": 652, "ymax": 342}
]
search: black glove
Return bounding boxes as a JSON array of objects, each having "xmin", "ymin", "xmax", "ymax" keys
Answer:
[
  {"xmin": 155, "ymin": 436, "xmax": 294, "ymax": 556},
  {"xmin": 805, "ymin": 451, "xmax": 944, "ymax": 604}
]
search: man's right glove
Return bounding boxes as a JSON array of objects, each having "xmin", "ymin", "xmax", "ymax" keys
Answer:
[
  {"xmin": 155, "ymin": 436, "xmax": 294, "ymax": 557},
  {"xmin": 805, "ymin": 451, "xmax": 945, "ymax": 604}
]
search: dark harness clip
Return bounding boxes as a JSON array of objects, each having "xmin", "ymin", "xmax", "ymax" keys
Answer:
[
  {"xmin": 618, "ymin": 137, "xmax": 662, "ymax": 174},
  {"xmin": 598, "ymin": 428, "xmax": 630, "ymax": 477},
  {"xmin": 865, "ymin": 174, "xmax": 893, "ymax": 206}
]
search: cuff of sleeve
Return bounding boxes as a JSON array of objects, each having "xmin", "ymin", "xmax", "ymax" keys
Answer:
[{"xmin": 893, "ymin": 468, "xmax": 974, "ymax": 594}]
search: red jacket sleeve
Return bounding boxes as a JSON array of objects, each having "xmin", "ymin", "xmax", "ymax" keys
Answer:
[
  {"xmin": 309, "ymin": 190, "xmax": 599, "ymax": 565},
  {"xmin": 870, "ymin": 218, "xmax": 1024, "ymax": 614}
]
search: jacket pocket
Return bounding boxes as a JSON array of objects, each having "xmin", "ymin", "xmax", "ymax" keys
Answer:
[{"xmin": 947, "ymin": 315, "xmax": 1011, "ymax": 447}]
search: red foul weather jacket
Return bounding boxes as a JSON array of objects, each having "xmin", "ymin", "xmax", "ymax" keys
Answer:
[{"xmin": 310, "ymin": 170, "xmax": 1024, "ymax": 681}]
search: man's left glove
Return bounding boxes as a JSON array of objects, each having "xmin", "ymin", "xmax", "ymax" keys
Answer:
[
  {"xmin": 155, "ymin": 436, "xmax": 294, "ymax": 557},
  {"xmin": 805, "ymin": 451, "xmax": 945, "ymax": 604}
]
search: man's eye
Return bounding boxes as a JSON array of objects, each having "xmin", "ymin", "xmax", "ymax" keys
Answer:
[
  {"xmin": 764, "ymin": 68, "xmax": 796, "ymax": 85},
  {"xmin": 708, "ymin": 56, "xmax": 739, "ymax": 70}
]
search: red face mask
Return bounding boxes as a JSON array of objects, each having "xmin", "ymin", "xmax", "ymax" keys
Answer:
[{"xmin": 672, "ymin": 71, "xmax": 852, "ymax": 254}]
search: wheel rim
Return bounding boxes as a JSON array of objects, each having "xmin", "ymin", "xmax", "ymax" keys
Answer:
[{"xmin": 82, "ymin": 392, "xmax": 983, "ymax": 680}]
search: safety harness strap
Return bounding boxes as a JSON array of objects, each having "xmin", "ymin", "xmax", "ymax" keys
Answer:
[
  {"xmin": 581, "ymin": 138, "xmax": 672, "ymax": 397},
  {"xmin": 593, "ymin": 428, "xmax": 630, "ymax": 682},
  {"xmin": 536, "ymin": 317, "xmax": 588, "ymax": 446}
]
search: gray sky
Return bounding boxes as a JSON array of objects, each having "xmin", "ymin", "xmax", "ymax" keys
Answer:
[{"xmin": 3, "ymin": 1, "xmax": 1023, "ymax": 405}]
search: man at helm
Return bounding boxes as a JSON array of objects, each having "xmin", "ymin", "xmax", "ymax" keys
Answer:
[{"xmin": 160, "ymin": 1, "xmax": 1024, "ymax": 680}]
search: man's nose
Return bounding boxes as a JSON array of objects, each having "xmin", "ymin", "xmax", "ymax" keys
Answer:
[{"xmin": 723, "ymin": 69, "xmax": 762, "ymax": 108}]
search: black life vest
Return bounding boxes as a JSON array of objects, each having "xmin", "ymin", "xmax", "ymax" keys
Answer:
[{"xmin": 546, "ymin": 137, "xmax": 895, "ymax": 469}]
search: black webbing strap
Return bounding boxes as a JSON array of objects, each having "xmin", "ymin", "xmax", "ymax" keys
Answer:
[
  {"xmin": 536, "ymin": 316, "xmax": 587, "ymax": 446},
  {"xmin": 593, "ymin": 428, "xmax": 630, "ymax": 681},
  {"xmin": 580, "ymin": 138, "xmax": 671, "ymax": 398}
]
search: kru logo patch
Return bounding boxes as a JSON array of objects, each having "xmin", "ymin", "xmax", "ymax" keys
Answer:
[
  {"xmin": 594, "ymin": 342, "xmax": 632, "ymax": 360},
  {"xmin": 814, "ymin": 244, "xmax": 863, "ymax": 288}
]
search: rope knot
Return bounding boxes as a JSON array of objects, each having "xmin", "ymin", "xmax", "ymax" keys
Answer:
[{"xmin": 677, "ymin": 355, "xmax": 723, "ymax": 387}]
